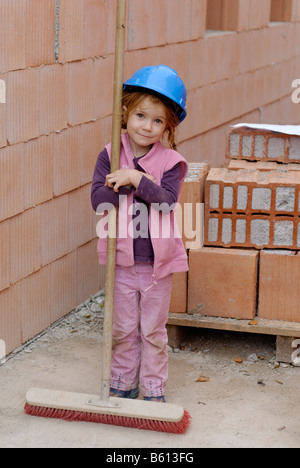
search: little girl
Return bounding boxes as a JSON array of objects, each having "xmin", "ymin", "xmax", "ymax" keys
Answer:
[{"xmin": 91, "ymin": 65, "xmax": 188, "ymax": 402}]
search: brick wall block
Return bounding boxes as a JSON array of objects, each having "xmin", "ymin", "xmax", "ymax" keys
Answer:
[
  {"xmin": 227, "ymin": 126, "xmax": 300, "ymax": 163},
  {"xmin": 205, "ymin": 212, "xmax": 300, "ymax": 250},
  {"xmin": 83, "ymin": 0, "xmax": 108, "ymax": 58},
  {"xmin": 76, "ymin": 239, "xmax": 105, "ymax": 306},
  {"xmin": 67, "ymin": 184, "xmax": 95, "ymax": 252},
  {"xmin": 93, "ymin": 55, "xmax": 115, "ymax": 120},
  {"xmin": 0, "ymin": 0, "xmax": 26, "ymax": 73},
  {"xmin": 228, "ymin": 159, "xmax": 300, "ymax": 172},
  {"xmin": 20, "ymin": 265, "xmax": 52, "ymax": 344},
  {"xmin": 58, "ymin": 0, "xmax": 84, "ymax": 63},
  {"xmin": 205, "ymin": 167, "xmax": 300, "ymax": 217},
  {"xmin": 258, "ymin": 250, "xmax": 300, "ymax": 322},
  {"xmin": 39, "ymin": 64, "xmax": 68, "ymax": 135},
  {"xmin": 40, "ymin": 194, "xmax": 69, "ymax": 267},
  {"xmin": 52, "ymin": 127, "xmax": 81, "ymax": 197},
  {"xmin": 25, "ymin": 0, "xmax": 56, "ymax": 67},
  {"xmin": 0, "ymin": 74, "xmax": 6, "ymax": 148},
  {"xmin": 0, "ymin": 283, "xmax": 22, "ymax": 355},
  {"xmin": 0, "ymin": 219, "xmax": 11, "ymax": 292},
  {"xmin": 188, "ymin": 247, "xmax": 259, "ymax": 319},
  {"xmin": 67, "ymin": 59, "xmax": 95, "ymax": 126},
  {"xmin": 24, "ymin": 135, "xmax": 53, "ymax": 210},
  {"xmin": 6, "ymin": 68, "xmax": 40, "ymax": 144},
  {"xmin": 51, "ymin": 251, "xmax": 77, "ymax": 323},
  {"xmin": 10, "ymin": 207, "xmax": 41, "ymax": 284},
  {"xmin": 176, "ymin": 162, "xmax": 210, "ymax": 249},
  {"xmin": 170, "ymin": 272, "xmax": 187, "ymax": 314},
  {"xmin": 79, "ymin": 118, "xmax": 110, "ymax": 187},
  {"xmin": 127, "ymin": 0, "xmax": 167, "ymax": 50},
  {"xmin": 0, "ymin": 143, "xmax": 25, "ymax": 221},
  {"xmin": 248, "ymin": 0, "xmax": 271, "ymax": 30},
  {"xmin": 166, "ymin": 0, "xmax": 207, "ymax": 44}
]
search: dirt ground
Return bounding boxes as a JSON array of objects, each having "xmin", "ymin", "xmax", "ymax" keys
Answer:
[{"xmin": 0, "ymin": 291, "xmax": 299, "ymax": 449}]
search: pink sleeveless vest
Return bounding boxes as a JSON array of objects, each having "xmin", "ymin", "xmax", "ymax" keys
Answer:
[{"xmin": 97, "ymin": 132, "xmax": 189, "ymax": 281}]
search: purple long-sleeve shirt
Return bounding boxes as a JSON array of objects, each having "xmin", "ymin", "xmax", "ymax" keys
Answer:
[{"xmin": 91, "ymin": 148, "xmax": 181, "ymax": 263}]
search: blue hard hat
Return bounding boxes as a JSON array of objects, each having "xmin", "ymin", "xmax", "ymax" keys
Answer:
[{"xmin": 123, "ymin": 65, "xmax": 187, "ymax": 123}]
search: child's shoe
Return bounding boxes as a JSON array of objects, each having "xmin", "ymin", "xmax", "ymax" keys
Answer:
[
  {"xmin": 109, "ymin": 387, "xmax": 139, "ymax": 399},
  {"xmin": 143, "ymin": 395, "xmax": 166, "ymax": 403}
]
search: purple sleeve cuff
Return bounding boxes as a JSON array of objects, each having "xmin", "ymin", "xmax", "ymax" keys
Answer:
[{"xmin": 134, "ymin": 164, "xmax": 181, "ymax": 207}]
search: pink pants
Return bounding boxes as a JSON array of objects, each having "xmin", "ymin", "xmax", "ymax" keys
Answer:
[{"xmin": 111, "ymin": 263, "xmax": 173, "ymax": 397}]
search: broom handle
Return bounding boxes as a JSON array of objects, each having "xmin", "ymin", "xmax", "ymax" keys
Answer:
[{"xmin": 100, "ymin": 0, "xmax": 127, "ymax": 401}]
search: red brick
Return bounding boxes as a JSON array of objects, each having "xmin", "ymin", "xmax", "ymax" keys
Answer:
[
  {"xmin": 226, "ymin": 125, "xmax": 300, "ymax": 164},
  {"xmin": 79, "ymin": 117, "xmax": 111, "ymax": 185},
  {"xmin": 76, "ymin": 239, "xmax": 105, "ymax": 305},
  {"xmin": 25, "ymin": 0, "xmax": 56, "ymax": 67},
  {"xmin": 6, "ymin": 69, "xmax": 40, "ymax": 144},
  {"xmin": 206, "ymin": 0, "xmax": 223, "ymax": 30},
  {"xmin": 51, "ymin": 251, "xmax": 77, "ymax": 323},
  {"xmin": 188, "ymin": 247, "xmax": 259, "ymax": 319},
  {"xmin": 0, "ymin": 0, "xmax": 26, "ymax": 72},
  {"xmin": 58, "ymin": 0, "xmax": 84, "ymax": 62},
  {"xmin": 0, "ymin": 143, "xmax": 25, "ymax": 222},
  {"xmin": 106, "ymin": 0, "xmax": 117, "ymax": 55},
  {"xmin": 258, "ymin": 250, "xmax": 300, "ymax": 322},
  {"xmin": 177, "ymin": 162, "xmax": 210, "ymax": 249},
  {"xmin": 248, "ymin": 0, "xmax": 271, "ymax": 29},
  {"xmin": 205, "ymin": 167, "xmax": 300, "ymax": 217},
  {"xmin": 166, "ymin": 0, "xmax": 206, "ymax": 44},
  {"xmin": 20, "ymin": 265, "xmax": 52, "ymax": 344},
  {"xmin": 93, "ymin": 55, "xmax": 114, "ymax": 119},
  {"xmin": 39, "ymin": 64, "xmax": 68, "ymax": 134},
  {"xmin": 83, "ymin": 0, "xmax": 107, "ymax": 58},
  {"xmin": 67, "ymin": 184, "xmax": 95, "ymax": 252},
  {"xmin": 68, "ymin": 59, "xmax": 94, "ymax": 125},
  {"xmin": 206, "ymin": 0, "xmax": 247, "ymax": 32},
  {"xmin": 205, "ymin": 212, "xmax": 300, "ymax": 250},
  {"xmin": 10, "ymin": 207, "xmax": 41, "ymax": 284},
  {"xmin": 271, "ymin": 0, "xmax": 293, "ymax": 21},
  {"xmin": 236, "ymin": 0, "xmax": 251, "ymax": 31},
  {"xmin": 155, "ymin": 42, "xmax": 190, "ymax": 88},
  {"xmin": 0, "ymin": 74, "xmax": 6, "ymax": 148},
  {"xmin": 40, "ymin": 194, "xmax": 69, "ymax": 266},
  {"xmin": 0, "ymin": 283, "xmax": 22, "ymax": 355},
  {"xmin": 187, "ymin": 40, "xmax": 205, "ymax": 90},
  {"xmin": 169, "ymin": 272, "xmax": 187, "ymax": 314},
  {"xmin": 24, "ymin": 135, "xmax": 53, "ymax": 210},
  {"xmin": 292, "ymin": 0, "xmax": 300, "ymax": 21},
  {"xmin": 52, "ymin": 127, "xmax": 81, "ymax": 196},
  {"xmin": 223, "ymin": 0, "xmax": 244, "ymax": 31},
  {"xmin": 127, "ymin": 0, "xmax": 167, "ymax": 50},
  {"xmin": 0, "ymin": 219, "xmax": 11, "ymax": 292}
]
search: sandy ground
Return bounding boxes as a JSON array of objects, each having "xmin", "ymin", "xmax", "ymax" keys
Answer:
[{"xmin": 0, "ymin": 291, "xmax": 299, "ymax": 449}]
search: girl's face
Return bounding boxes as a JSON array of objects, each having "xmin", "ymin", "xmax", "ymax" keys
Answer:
[{"xmin": 125, "ymin": 97, "xmax": 167, "ymax": 157}]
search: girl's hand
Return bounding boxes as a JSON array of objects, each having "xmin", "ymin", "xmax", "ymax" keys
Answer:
[
  {"xmin": 105, "ymin": 169, "xmax": 141, "ymax": 192},
  {"xmin": 105, "ymin": 169, "xmax": 156, "ymax": 192}
]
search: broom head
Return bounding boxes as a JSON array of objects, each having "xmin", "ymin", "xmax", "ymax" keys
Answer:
[{"xmin": 25, "ymin": 388, "xmax": 191, "ymax": 434}]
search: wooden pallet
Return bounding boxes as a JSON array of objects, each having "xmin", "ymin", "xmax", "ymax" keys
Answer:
[{"xmin": 167, "ymin": 313, "xmax": 300, "ymax": 363}]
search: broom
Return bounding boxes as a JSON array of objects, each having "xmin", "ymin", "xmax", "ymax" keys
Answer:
[{"xmin": 24, "ymin": 0, "xmax": 191, "ymax": 434}]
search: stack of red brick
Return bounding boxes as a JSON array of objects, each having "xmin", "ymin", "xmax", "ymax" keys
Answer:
[
  {"xmin": 169, "ymin": 162, "xmax": 210, "ymax": 314},
  {"xmin": 187, "ymin": 125, "xmax": 300, "ymax": 323}
]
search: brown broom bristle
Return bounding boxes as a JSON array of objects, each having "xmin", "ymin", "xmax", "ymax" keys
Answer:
[{"xmin": 24, "ymin": 402, "xmax": 191, "ymax": 434}]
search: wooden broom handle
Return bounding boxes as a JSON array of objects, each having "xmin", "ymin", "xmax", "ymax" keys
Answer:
[{"xmin": 101, "ymin": 0, "xmax": 127, "ymax": 401}]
